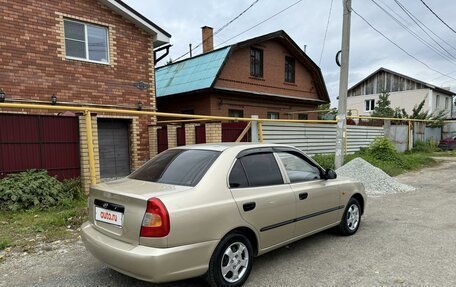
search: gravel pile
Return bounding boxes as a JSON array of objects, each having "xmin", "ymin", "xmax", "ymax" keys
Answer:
[{"xmin": 336, "ymin": 157, "xmax": 415, "ymax": 195}]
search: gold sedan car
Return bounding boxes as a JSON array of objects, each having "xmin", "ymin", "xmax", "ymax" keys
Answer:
[{"xmin": 81, "ymin": 143, "xmax": 366, "ymax": 287}]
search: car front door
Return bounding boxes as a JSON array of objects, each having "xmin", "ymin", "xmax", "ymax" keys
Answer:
[
  {"xmin": 229, "ymin": 150, "xmax": 296, "ymax": 249},
  {"xmin": 276, "ymin": 151, "xmax": 342, "ymax": 237}
]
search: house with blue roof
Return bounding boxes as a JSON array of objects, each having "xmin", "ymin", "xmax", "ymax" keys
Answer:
[{"xmin": 155, "ymin": 29, "xmax": 330, "ymax": 120}]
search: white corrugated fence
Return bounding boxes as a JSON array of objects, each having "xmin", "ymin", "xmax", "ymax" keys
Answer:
[{"xmin": 262, "ymin": 122, "xmax": 384, "ymax": 155}]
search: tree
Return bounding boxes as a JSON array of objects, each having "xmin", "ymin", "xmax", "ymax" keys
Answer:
[
  {"xmin": 372, "ymin": 92, "xmax": 395, "ymax": 118},
  {"xmin": 317, "ymin": 103, "xmax": 337, "ymax": 120},
  {"xmin": 396, "ymin": 99, "xmax": 447, "ymax": 127}
]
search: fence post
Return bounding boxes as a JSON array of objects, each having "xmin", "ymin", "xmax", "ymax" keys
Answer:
[
  {"xmin": 251, "ymin": 115, "xmax": 259, "ymax": 143},
  {"xmin": 408, "ymin": 120, "xmax": 413, "ymax": 150},
  {"xmin": 167, "ymin": 125, "xmax": 177, "ymax": 148},
  {"xmin": 84, "ymin": 111, "xmax": 97, "ymax": 186}
]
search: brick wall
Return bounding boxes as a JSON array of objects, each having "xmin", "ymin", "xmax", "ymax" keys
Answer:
[
  {"xmin": 0, "ymin": 0, "xmax": 158, "ymax": 176},
  {"xmin": 215, "ymin": 39, "xmax": 321, "ymax": 101},
  {"xmin": 158, "ymin": 92, "xmax": 319, "ymax": 120}
]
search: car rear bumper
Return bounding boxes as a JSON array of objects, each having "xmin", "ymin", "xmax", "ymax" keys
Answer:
[{"xmin": 81, "ymin": 222, "xmax": 219, "ymax": 283}]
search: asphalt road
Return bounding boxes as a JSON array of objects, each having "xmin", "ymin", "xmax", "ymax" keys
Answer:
[{"xmin": 1, "ymin": 158, "xmax": 456, "ymax": 287}]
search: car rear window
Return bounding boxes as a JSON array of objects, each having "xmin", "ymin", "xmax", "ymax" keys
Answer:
[{"xmin": 129, "ymin": 149, "xmax": 220, "ymax": 186}]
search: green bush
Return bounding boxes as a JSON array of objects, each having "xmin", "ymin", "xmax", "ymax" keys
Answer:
[
  {"xmin": 312, "ymin": 154, "xmax": 335, "ymax": 170},
  {"xmin": 412, "ymin": 140, "xmax": 440, "ymax": 153},
  {"xmin": 367, "ymin": 137, "xmax": 401, "ymax": 162},
  {"xmin": 0, "ymin": 170, "xmax": 82, "ymax": 211}
]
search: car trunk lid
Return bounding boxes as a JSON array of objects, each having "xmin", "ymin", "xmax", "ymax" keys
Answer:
[{"xmin": 88, "ymin": 178, "xmax": 191, "ymax": 245}]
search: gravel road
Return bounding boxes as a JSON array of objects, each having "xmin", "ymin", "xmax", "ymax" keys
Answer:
[{"xmin": 1, "ymin": 158, "xmax": 456, "ymax": 287}]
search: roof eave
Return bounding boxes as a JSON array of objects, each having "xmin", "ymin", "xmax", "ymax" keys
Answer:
[{"xmin": 98, "ymin": 0, "xmax": 171, "ymax": 47}]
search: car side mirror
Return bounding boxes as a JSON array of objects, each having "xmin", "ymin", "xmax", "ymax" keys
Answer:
[{"xmin": 324, "ymin": 169, "xmax": 337, "ymax": 180}]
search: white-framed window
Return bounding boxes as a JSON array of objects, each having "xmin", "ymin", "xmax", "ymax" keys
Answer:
[
  {"xmin": 64, "ymin": 19, "xmax": 109, "ymax": 64},
  {"xmin": 435, "ymin": 94, "xmax": 440, "ymax": 108},
  {"xmin": 365, "ymin": 99, "xmax": 375, "ymax": 111},
  {"xmin": 267, "ymin": 112, "xmax": 279, "ymax": 119},
  {"xmin": 445, "ymin": 97, "xmax": 449, "ymax": 109}
]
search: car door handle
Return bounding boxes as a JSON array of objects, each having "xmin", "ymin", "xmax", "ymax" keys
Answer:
[
  {"xmin": 243, "ymin": 202, "xmax": 256, "ymax": 212},
  {"xmin": 299, "ymin": 192, "xmax": 308, "ymax": 200}
]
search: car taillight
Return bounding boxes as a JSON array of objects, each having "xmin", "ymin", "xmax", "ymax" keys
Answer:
[{"xmin": 140, "ymin": 198, "xmax": 170, "ymax": 237}]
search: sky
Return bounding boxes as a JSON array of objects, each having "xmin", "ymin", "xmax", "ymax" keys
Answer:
[{"xmin": 123, "ymin": 0, "xmax": 456, "ymax": 106}]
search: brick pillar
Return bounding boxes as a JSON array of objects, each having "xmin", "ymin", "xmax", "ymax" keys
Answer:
[
  {"xmin": 130, "ymin": 117, "xmax": 141, "ymax": 170},
  {"xmin": 167, "ymin": 125, "xmax": 177, "ymax": 148},
  {"xmin": 79, "ymin": 114, "xmax": 101, "ymax": 194},
  {"xmin": 149, "ymin": 125, "xmax": 161, "ymax": 158},
  {"xmin": 185, "ymin": 124, "xmax": 196, "ymax": 145},
  {"xmin": 205, "ymin": 122, "xmax": 222, "ymax": 143}
]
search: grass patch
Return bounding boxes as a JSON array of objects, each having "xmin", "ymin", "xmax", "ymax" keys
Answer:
[
  {"xmin": 431, "ymin": 150, "xmax": 456, "ymax": 157},
  {"xmin": 313, "ymin": 148, "xmax": 440, "ymax": 176},
  {"xmin": 0, "ymin": 196, "xmax": 87, "ymax": 251}
]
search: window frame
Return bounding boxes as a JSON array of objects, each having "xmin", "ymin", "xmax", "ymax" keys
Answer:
[
  {"xmin": 250, "ymin": 47, "xmax": 263, "ymax": 78},
  {"xmin": 228, "ymin": 109, "xmax": 244, "ymax": 118},
  {"xmin": 227, "ymin": 147, "xmax": 326, "ymax": 189},
  {"xmin": 284, "ymin": 56, "xmax": 295, "ymax": 83},
  {"xmin": 365, "ymin": 99, "xmax": 375, "ymax": 112},
  {"xmin": 275, "ymin": 151, "xmax": 323, "ymax": 183},
  {"xmin": 64, "ymin": 18, "xmax": 110, "ymax": 65},
  {"xmin": 267, "ymin": 112, "xmax": 279, "ymax": 119},
  {"xmin": 228, "ymin": 151, "xmax": 287, "ymax": 189}
]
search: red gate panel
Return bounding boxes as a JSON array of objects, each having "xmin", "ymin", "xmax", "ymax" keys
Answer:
[
  {"xmin": 176, "ymin": 126, "xmax": 185, "ymax": 146},
  {"xmin": 0, "ymin": 114, "xmax": 80, "ymax": 180},
  {"xmin": 195, "ymin": 124, "xmax": 206, "ymax": 144},
  {"xmin": 157, "ymin": 126, "xmax": 168, "ymax": 153},
  {"xmin": 222, "ymin": 122, "xmax": 250, "ymax": 142}
]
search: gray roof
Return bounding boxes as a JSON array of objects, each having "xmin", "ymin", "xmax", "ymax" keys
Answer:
[{"xmin": 348, "ymin": 67, "xmax": 456, "ymax": 96}]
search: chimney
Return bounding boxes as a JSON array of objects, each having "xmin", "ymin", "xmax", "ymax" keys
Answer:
[{"xmin": 202, "ymin": 26, "xmax": 214, "ymax": 53}]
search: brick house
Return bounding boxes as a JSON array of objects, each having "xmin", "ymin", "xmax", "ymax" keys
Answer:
[
  {"xmin": 0, "ymin": 0, "xmax": 170, "ymax": 190},
  {"xmin": 156, "ymin": 29, "xmax": 330, "ymax": 120}
]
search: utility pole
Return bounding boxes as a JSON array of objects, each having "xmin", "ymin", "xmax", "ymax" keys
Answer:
[{"xmin": 335, "ymin": 0, "xmax": 352, "ymax": 169}]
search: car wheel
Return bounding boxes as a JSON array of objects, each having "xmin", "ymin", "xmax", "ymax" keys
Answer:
[
  {"xmin": 339, "ymin": 198, "xmax": 361, "ymax": 236},
  {"xmin": 206, "ymin": 233, "xmax": 253, "ymax": 287}
]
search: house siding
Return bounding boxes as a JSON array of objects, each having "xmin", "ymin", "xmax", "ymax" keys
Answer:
[
  {"xmin": 0, "ymin": 0, "xmax": 157, "ymax": 173},
  {"xmin": 347, "ymin": 89, "xmax": 452, "ymax": 118}
]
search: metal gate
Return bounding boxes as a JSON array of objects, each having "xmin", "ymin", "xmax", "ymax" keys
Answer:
[
  {"xmin": 222, "ymin": 122, "xmax": 250, "ymax": 142},
  {"xmin": 0, "ymin": 113, "xmax": 80, "ymax": 179},
  {"xmin": 98, "ymin": 119, "xmax": 131, "ymax": 178}
]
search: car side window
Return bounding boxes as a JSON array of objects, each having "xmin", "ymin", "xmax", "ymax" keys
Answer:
[
  {"xmin": 239, "ymin": 153, "xmax": 284, "ymax": 187},
  {"xmin": 229, "ymin": 160, "xmax": 249, "ymax": 188},
  {"xmin": 277, "ymin": 152, "xmax": 321, "ymax": 183}
]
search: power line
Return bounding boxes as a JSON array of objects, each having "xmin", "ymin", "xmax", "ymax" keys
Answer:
[
  {"xmin": 393, "ymin": 0, "xmax": 456, "ymax": 61},
  {"xmin": 319, "ymin": 0, "xmax": 334, "ymax": 66},
  {"xmin": 378, "ymin": 0, "xmax": 456, "ymax": 53},
  {"xmin": 351, "ymin": 7, "xmax": 456, "ymax": 81},
  {"xmin": 174, "ymin": 0, "xmax": 261, "ymax": 61},
  {"xmin": 420, "ymin": 0, "xmax": 456, "ymax": 35},
  {"xmin": 215, "ymin": 0, "xmax": 304, "ymax": 48},
  {"xmin": 370, "ymin": 0, "xmax": 456, "ymax": 66}
]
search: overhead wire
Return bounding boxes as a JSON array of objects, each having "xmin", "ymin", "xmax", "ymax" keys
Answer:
[
  {"xmin": 319, "ymin": 0, "xmax": 334, "ymax": 66},
  {"xmin": 419, "ymin": 0, "xmax": 456, "ymax": 35},
  {"xmin": 378, "ymin": 0, "xmax": 456, "ymax": 53},
  {"xmin": 370, "ymin": 0, "xmax": 456, "ymax": 66},
  {"xmin": 351, "ymin": 7, "xmax": 456, "ymax": 81},
  {"xmin": 215, "ymin": 0, "xmax": 304, "ymax": 48},
  {"xmin": 173, "ymin": 0, "xmax": 261, "ymax": 62},
  {"xmin": 393, "ymin": 0, "xmax": 456, "ymax": 61}
]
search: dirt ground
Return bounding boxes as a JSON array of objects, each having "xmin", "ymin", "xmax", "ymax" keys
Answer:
[{"xmin": 1, "ymin": 158, "xmax": 456, "ymax": 287}]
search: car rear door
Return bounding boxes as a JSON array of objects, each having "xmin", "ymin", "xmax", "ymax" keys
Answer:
[
  {"xmin": 275, "ymin": 150, "xmax": 342, "ymax": 237},
  {"xmin": 229, "ymin": 149, "xmax": 296, "ymax": 249}
]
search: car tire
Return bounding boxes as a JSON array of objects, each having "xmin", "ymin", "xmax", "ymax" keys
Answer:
[
  {"xmin": 205, "ymin": 232, "xmax": 253, "ymax": 287},
  {"xmin": 338, "ymin": 198, "xmax": 361, "ymax": 236}
]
